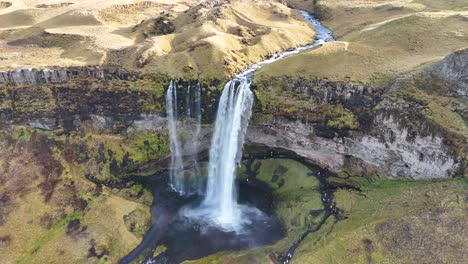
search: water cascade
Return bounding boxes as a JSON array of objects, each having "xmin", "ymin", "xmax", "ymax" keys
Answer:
[
  {"xmin": 186, "ymin": 82, "xmax": 203, "ymax": 194},
  {"xmin": 165, "ymin": 80, "xmax": 185, "ymax": 193},
  {"xmin": 182, "ymin": 11, "xmax": 334, "ymax": 230},
  {"xmin": 165, "ymin": 81, "xmax": 202, "ymax": 195},
  {"xmin": 200, "ymin": 77, "xmax": 254, "ymax": 229}
]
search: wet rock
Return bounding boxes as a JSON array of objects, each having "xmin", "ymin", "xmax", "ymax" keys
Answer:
[
  {"xmin": 127, "ymin": 114, "xmax": 166, "ymax": 133},
  {"xmin": 90, "ymin": 115, "xmax": 114, "ymax": 130}
]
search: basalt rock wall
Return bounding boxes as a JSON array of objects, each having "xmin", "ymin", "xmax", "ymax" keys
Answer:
[{"xmin": 1, "ymin": 49, "xmax": 466, "ymax": 179}]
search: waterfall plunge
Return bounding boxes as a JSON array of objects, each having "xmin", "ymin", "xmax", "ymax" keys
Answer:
[
  {"xmin": 166, "ymin": 80, "xmax": 185, "ymax": 193},
  {"xmin": 182, "ymin": 77, "xmax": 259, "ymax": 231},
  {"xmin": 166, "ymin": 81, "xmax": 202, "ymax": 195},
  {"xmin": 178, "ymin": 10, "xmax": 335, "ymax": 232},
  {"xmin": 201, "ymin": 77, "xmax": 254, "ymax": 228}
]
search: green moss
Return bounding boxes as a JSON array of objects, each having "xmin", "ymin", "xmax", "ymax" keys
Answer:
[
  {"xmin": 74, "ymin": 130, "xmax": 169, "ymax": 181},
  {"xmin": 327, "ymin": 108, "xmax": 359, "ymax": 130},
  {"xmin": 193, "ymin": 171, "xmax": 467, "ymax": 263},
  {"xmin": 251, "ymin": 159, "xmax": 320, "ymax": 193},
  {"xmin": 126, "ymin": 131, "xmax": 170, "ymax": 166},
  {"xmin": 1, "ymin": 88, "xmax": 9, "ymax": 97},
  {"xmin": 292, "ymin": 179, "xmax": 467, "ymax": 263},
  {"xmin": 313, "ymin": 104, "xmax": 360, "ymax": 130},
  {"xmin": 253, "ymin": 81, "xmax": 315, "ymax": 116},
  {"xmin": 17, "ymin": 211, "xmax": 84, "ymax": 264},
  {"xmin": 11, "ymin": 127, "xmax": 32, "ymax": 142},
  {"xmin": 240, "ymin": 158, "xmax": 324, "ymax": 247}
]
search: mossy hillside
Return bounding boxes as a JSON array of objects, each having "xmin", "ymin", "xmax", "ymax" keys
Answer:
[
  {"xmin": 15, "ymin": 194, "xmax": 152, "ymax": 264},
  {"xmin": 0, "ymin": 127, "xmax": 153, "ymax": 263},
  {"xmin": 64, "ymin": 130, "xmax": 170, "ymax": 184},
  {"xmin": 292, "ymin": 178, "xmax": 468, "ymax": 264},
  {"xmin": 238, "ymin": 159, "xmax": 325, "ymax": 251},
  {"xmin": 253, "ymin": 79, "xmax": 361, "ymax": 131},
  {"xmin": 190, "ymin": 174, "xmax": 467, "ymax": 264}
]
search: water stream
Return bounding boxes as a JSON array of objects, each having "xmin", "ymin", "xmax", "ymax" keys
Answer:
[
  {"xmin": 165, "ymin": 80, "xmax": 185, "ymax": 193},
  {"xmin": 165, "ymin": 81, "xmax": 203, "ymax": 195},
  {"xmin": 192, "ymin": 78, "xmax": 255, "ymax": 230}
]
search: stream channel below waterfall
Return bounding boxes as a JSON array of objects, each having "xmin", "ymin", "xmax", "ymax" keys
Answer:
[{"xmin": 121, "ymin": 10, "xmax": 335, "ymax": 264}]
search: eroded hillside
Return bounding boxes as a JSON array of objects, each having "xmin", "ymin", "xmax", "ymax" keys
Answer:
[{"xmin": 0, "ymin": 0, "xmax": 315, "ymax": 79}]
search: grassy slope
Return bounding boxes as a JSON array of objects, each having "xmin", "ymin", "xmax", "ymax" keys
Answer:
[
  {"xmin": 293, "ymin": 178, "xmax": 468, "ymax": 264},
  {"xmin": 0, "ymin": 127, "xmax": 156, "ymax": 263},
  {"xmin": 189, "ymin": 161, "xmax": 468, "ymax": 263},
  {"xmin": 0, "ymin": 0, "xmax": 316, "ymax": 79},
  {"xmin": 108, "ymin": 0, "xmax": 316, "ymax": 79},
  {"xmin": 255, "ymin": 0, "xmax": 468, "ymax": 84}
]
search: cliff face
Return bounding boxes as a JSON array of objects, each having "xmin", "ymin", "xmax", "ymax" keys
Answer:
[
  {"xmin": 0, "ymin": 50, "xmax": 466, "ymax": 182},
  {"xmin": 427, "ymin": 49, "xmax": 468, "ymax": 97},
  {"xmin": 0, "ymin": 67, "xmax": 133, "ymax": 85},
  {"xmin": 250, "ymin": 48, "xmax": 468, "ymax": 179},
  {"xmin": 1, "ymin": 85, "xmax": 153, "ymax": 132},
  {"xmin": 248, "ymin": 104, "xmax": 459, "ymax": 179}
]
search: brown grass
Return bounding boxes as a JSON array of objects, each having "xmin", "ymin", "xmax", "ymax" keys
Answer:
[
  {"xmin": 0, "ymin": 0, "xmax": 318, "ymax": 79},
  {"xmin": 256, "ymin": 6, "xmax": 468, "ymax": 85}
]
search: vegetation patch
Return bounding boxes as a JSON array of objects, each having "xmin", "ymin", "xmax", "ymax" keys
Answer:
[
  {"xmin": 0, "ymin": 126, "xmax": 154, "ymax": 263},
  {"xmin": 239, "ymin": 158, "xmax": 324, "ymax": 250}
]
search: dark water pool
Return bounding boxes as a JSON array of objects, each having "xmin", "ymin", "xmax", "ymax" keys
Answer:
[{"xmin": 121, "ymin": 175, "xmax": 284, "ymax": 264}]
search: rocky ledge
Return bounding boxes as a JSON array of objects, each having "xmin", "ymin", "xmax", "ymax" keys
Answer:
[
  {"xmin": 0, "ymin": 67, "xmax": 134, "ymax": 85},
  {"xmin": 0, "ymin": 49, "xmax": 466, "ymax": 181},
  {"xmin": 250, "ymin": 48, "xmax": 468, "ymax": 179}
]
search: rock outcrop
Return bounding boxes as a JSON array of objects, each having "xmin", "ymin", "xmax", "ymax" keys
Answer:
[
  {"xmin": 0, "ymin": 67, "xmax": 133, "ymax": 85},
  {"xmin": 427, "ymin": 48, "xmax": 468, "ymax": 97},
  {"xmin": 247, "ymin": 112, "xmax": 459, "ymax": 179},
  {"xmin": 1, "ymin": 49, "xmax": 466, "ymax": 180},
  {"xmin": 249, "ymin": 49, "xmax": 467, "ymax": 179}
]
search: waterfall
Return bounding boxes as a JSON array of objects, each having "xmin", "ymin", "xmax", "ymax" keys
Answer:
[
  {"xmin": 189, "ymin": 83, "xmax": 202, "ymax": 194},
  {"xmin": 203, "ymin": 78, "xmax": 253, "ymax": 226},
  {"xmin": 166, "ymin": 80, "xmax": 185, "ymax": 193},
  {"xmin": 182, "ymin": 77, "xmax": 256, "ymax": 231},
  {"xmin": 180, "ymin": 11, "xmax": 334, "ymax": 231},
  {"xmin": 166, "ymin": 81, "xmax": 203, "ymax": 195}
]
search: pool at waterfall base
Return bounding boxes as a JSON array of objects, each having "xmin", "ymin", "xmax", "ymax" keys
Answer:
[{"xmin": 121, "ymin": 173, "xmax": 286, "ymax": 264}]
